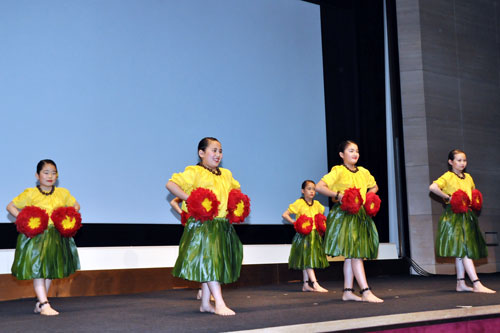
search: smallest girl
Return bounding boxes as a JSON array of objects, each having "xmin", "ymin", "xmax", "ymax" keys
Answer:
[
  {"xmin": 282, "ymin": 180, "xmax": 329, "ymax": 292},
  {"xmin": 429, "ymin": 149, "xmax": 495, "ymax": 293}
]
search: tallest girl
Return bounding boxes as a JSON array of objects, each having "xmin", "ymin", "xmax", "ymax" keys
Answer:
[{"xmin": 316, "ymin": 140, "xmax": 383, "ymax": 303}]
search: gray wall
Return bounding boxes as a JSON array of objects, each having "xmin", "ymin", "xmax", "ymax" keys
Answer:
[{"xmin": 397, "ymin": 0, "xmax": 500, "ymax": 273}]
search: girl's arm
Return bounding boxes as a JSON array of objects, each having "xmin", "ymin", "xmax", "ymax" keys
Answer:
[
  {"xmin": 368, "ymin": 184, "xmax": 379, "ymax": 194},
  {"xmin": 282, "ymin": 210, "xmax": 295, "ymax": 224},
  {"xmin": 74, "ymin": 201, "xmax": 81, "ymax": 212},
  {"xmin": 429, "ymin": 182, "xmax": 450, "ymax": 201},
  {"xmin": 316, "ymin": 180, "xmax": 343, "ymax": 202},
  {"xmin": 6, "ymin": 201, "xmax": 20, "ymax": 218},
  {"xmin": 166, "ymin": 181, "xmax": 188, "ymax": 201},
  {"xmin": 170, "ymin": 197, "xmax": 183, "ymax": 215}
]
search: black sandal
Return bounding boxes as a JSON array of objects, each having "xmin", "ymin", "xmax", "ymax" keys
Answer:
[
  {"xmin": 472, "ymin": 279, "xmax": 481, "ymax": 284},
  {"xmin": 457, "ymin": 278, "xmax": 466, "ymax": 281},
  {"xmin": 360, "ymin": 287, "xmax": 371, "ymax": 294},
  {"xmin": 343, "ymin": 288, "xmax": 355, "ymax": 292}
]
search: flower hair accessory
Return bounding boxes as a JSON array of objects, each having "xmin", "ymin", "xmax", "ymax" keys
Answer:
[
  {"xmin": 295, "ymin": 215, "xmax": 313, "ymax": 235},
  {"xmin": 16, "ymin": 206, "xmax": 49, "ymax": 238},
  {"xmin": 314, "ymin": 213, "xmax": 327, "ymax": 236},
  {"xmin": 364, "ymin": 192, "xmax": 381, "ymax": 217},
  {"xmin": 226, "ymin": 189, "xmax": 251, "ymax": 224},
  {"xmin": 51, "ymin": 207, "xmax": 82, "ymax": 237},
  {"xmin": 186, "ymin": 187, "xmax": 220, "ymax": 222},
  {"xmin": 340, "ymin": 187, "xmax": 363, "ymax": 214},
  {"xmin": 450, "ymin": 189, "xmax": 470, "ymax": 214},
  {"xmin": 470, "ymin": 189, "xmax": 483, "ymax": 212}
]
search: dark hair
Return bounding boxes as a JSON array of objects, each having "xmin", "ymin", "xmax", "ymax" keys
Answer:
[
  {"xmin": 36, "ymin": 159, "xmax": 57, "ymax": 174},
  {"xmin": 301, "ymin": 180, "xmax": 315, "ymax": 189},
  {"xmin": 447, "ymin": 149, "xmax": 466, "ymax": 171},
  {"xmin": 338, "ymin": 140, "xmax": 358, "ymax": 154}
]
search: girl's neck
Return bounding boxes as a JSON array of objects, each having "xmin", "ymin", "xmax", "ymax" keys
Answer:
[
  {"xmin": 343, "ymin": 163, "xmax": 357, "ymax": 171},
  {"xmin": 302, "ymin": 197, "xmax": 314, "ymax": 206},
  {"xmin": 451, "ymin": 169, "xmax": 465, "ymax": 178},
  {"xmin": 37, "ymin": 185, "xmax": 55, "ymax": 196}
]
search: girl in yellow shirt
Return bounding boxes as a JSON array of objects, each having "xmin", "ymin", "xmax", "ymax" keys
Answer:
[
  {"xmin": 316, "ymin": 140, "xmax": 383, "ymax": 303},
  {"xmin": 282, "ymin": 180, "xmax": 329, "ymax": 292},
  {"xmin": 429, "ymin": 149, "xmax": 494, "ymax": 293},
  {"xmin": 7, "ymin": 159, "xmax": 80, "ymax": 316},
  {"xmin": 166, "ymin": 137, "xmax": 244, "ymax": 316}
]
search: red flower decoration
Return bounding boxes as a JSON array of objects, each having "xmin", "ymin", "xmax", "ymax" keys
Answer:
[
  {"xmin": 340, "ymin": 187, "xmax": 363, "ymax": 214},
  {"xmin": 51, "ymin": 207, "xmax": 82, "ymax": 237},
  {"xmin": 16, "ymin": 206, "xmax": 49, "ymax": 238},
  {"xmin": 186, "ymin": 187, "xmax": 220, "ymax": 222},
  {"xmin": 364, "ymin": 192, "xmax": 381, "ymax": 217},
  {"xmin": 181, "ymin": 211, "xmax": 191, "ymax": 226},
  {"xmin": 226, "ymin": 189, "xmax": 251, "ymax": 224},
  {"xmin": 314, "ymin": 213, "xmax": 327, "ymax": 236},
  {"xmin": 450, "ymin": 189, "xmax": 470, "ymax": 214},
  {"xmin": 471, "ymin": 189, "xmax": 483, "ymax": 212},
  {"xmin": 294, "ymin": 215, "xmax": 313, "ymax": 235}
]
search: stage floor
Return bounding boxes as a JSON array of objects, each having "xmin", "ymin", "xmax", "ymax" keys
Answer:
[{"xmin": 1, "ymin": 274, "xmax": 500, "ymax": 332}]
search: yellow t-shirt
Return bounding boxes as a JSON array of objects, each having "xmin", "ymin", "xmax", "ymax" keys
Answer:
[
  {"xmin": 170, "ymin": 165, "xmax": 241, "ymax": 218},
  {"xmin": 12, "ymin": 187, "xmax": 77, "ymax": 225},
  {"xmin": 433, "ymin": 171, "xmax": 475, "ymax": 198},
  {"xmin": 320, "ymin": 165, "xmax": 376, "ymax": 201},
  {"xmin": 288, "ymin": 198, "xmax": 325, "ymax": 230}
]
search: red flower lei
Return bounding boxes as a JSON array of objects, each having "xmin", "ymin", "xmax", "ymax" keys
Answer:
[
  {"xmin": 314, "ymin": 213, "xmax": 327, "ymax": 236},
  {"xmin": 450, "ymin": 189, "xmax": 470, "ymax": 214},
  {"xmin": 226, "ymin": 189, "xmax": 251, "ymax": 224},
  {"xmin": 340, "ymin": 187, "xmax": 363, "ymax": 214},
  {"xmin": 364, "ymin": 192, "xmax": 381, "ymax": 217},
  {"xmin": 470, "ymin": 189, "xmax": 483, "ymax": 212},
  {"xmin": 180, "ymin": 211, "xmax": 191, "ymax": 226},
  {"xmin": 16, "ymin": 206, "xmax": 49, "ymax": 238},
  {"xmin": 295, "ymin": 215, "xmax": 313, "ymax": 235},
  {"xmin": 51, "ymin": 207, "xmax": 82, "ymax": 237},
  {"xmin": 186, "ymin": 187, "xmax": 220, "ymax": 222}
]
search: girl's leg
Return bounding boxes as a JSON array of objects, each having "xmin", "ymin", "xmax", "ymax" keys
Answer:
[
  {"xmin": 351, "ymin": 259, "xmax": 383, "ymax": 303},
  {"xmin": 462, "ymin": 257, "xmax": 496, "ymax": 293},
  {"xmin": 33, "ymin": 279, "xmax": 59, "ymax": 315},
  {"xmin": 455, "ymin": 258, "xmax": 473, "ymax": 291},
  {"xmin": 302, "ymin": 270, "xmax": 314, "ymax": 291},
  {"xmin": 342, "ymin": 259, "xmax": 361, "ymax": 301},
  {"xmin": 306, "ymin": 268, "xmax": 328, "ymax": 292},
  {"xmin": 199, "ymin": 282, "xmax": 215, "ymax": 313},
  {"xmin": 206, "ymin": 281, "xmax": 236, "ymax": 316}
]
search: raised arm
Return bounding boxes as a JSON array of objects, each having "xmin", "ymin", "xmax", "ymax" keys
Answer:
[
  {"xmin": 6, "ymin": 201, "xmax": 20, "ymax": 218},
  {"xmin": 429, "ymin": 182, "xmax": 450, "ymax": 201},
  {"xmin": 282, "ymin": 209, "xmax": 295, "ymax": 224},
  {"xmin": 166, "ymin": 181, "xmax": 188, "ymax": 201},
  {"xmin": 170, "ymin": 197, "xmax": 183, "ymax": 215}
]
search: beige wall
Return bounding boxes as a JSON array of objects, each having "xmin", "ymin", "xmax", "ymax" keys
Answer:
[{"xmin": 397, "ymin": 0, "xmax": 500, "ymax": 274}]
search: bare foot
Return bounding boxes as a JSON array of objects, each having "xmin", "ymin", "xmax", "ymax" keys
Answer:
[
  {"xmin": 214, "ymin": 304, "xmax": 236, "ymax": 316},
  {"xmin": 40, "ymin": 303, "xmax": 59, "ymax": 316},
  {"xmin": 34, "ymin": 301, "xmax": 41, "ymax": 314},
  {"xmin": 456, "ymin": 282, "xmax": 473, "ymax": 292},
  {"xmin": 473, "ymin": 282, "xmax": 496, "ymax": 294},
  {"xmin": 342, "ymin": 290, "xmax": 362, "ymax": 301},
  {"xmin": 200, "ymin": 303, "xmax": 216, "ymax": 313},
  {"xmin": 196, "ymin": 289, "xmax": 202, "ymax": 300},
  {"xmin": 361, "ymin": 291, "xmax": 384, "ymax": 303},
  {"xmin": 312, "ymin": 282, "xmax": 328, "ymax": 293},
  {"xmin": 302, "ymin": 282, "xmax": 314, "ymax": 292}
]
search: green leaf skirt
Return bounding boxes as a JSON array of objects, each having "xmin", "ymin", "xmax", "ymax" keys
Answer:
[
  {"xmin": 172, "ymin": 218, "xmax": 243, "ymax": 284},
  {"xmin": 435, "ymin": 205, "xmax": 487, "ymax": 259},
  {"xmin": 323, "ymin": 204, "xmax": 379, "ymax": 259},
  {"xmin": 288, "ymin": 229, "xmax": 329, "ymax": 270},
  {"xmin": 11, "ymin": 225, "xmax": 80, "ymax": 280}
]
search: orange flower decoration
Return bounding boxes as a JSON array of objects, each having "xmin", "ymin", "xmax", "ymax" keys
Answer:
[
  {"xmin": 51, "ymin": 207, "xmax": 82, "ymax": 237},
  {"xmin": 340, "ymin": 187, "xmax": 363, "ymax": 214},
  {"xmin": 295, "ymin": 215, "xmax": 313, "ymax": 235},
  {"xmin": 314, "ymin": 213, "xmax": 327, "ymax": 236},
  {"xmin": 471, "ymin": 189, "xmax": 483, "ymax": 212},
  {"xmin": 450, "ymin": 189, "xmax": 470, "ymax": 214},
  {"xmin": 226, "ymin": 189, "xmax": 251, "ymax": 224},
  {"xmin": 16, "ymin": 206, "xmax": 49, "ymax": 238},
  {"xmin": 364, "ymin": 192, "xmax": 381, "ymax": 217},
  {"xmin": 186, "ymin": 187, "xmax": 220, "ymax": 222}
]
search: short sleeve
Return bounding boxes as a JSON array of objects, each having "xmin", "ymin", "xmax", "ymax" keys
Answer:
[
  {"xmin": 12, "ymin": 188, "xmax": 33, "ymax": 209},
  {"xmin": 363, "ymin": 168, "xmax": 376, "ymax": 189},
  {"xmin": 226, "ymin": 169, "xmax": 241, "ymax": 190},
  {"xmin": 433, "ymin": 173, "xmax": 448, "ymax": 190},
  {"xmin": 287, "ymin": 199, "xmax": 301, "ymax": 215},
  {"xmin": 321, "ymin": 166, "xmax": 339, "ymax": 190},
  {"xmin": 315, "ymin": 201, "xmax": 325, "ymax": 215},
  {"xmin": 58, "ymin": 188, "xmax": 77, "ymax": 207},
  {"xmin": 468, "ymin": 174, "xmax": 476, "ymax": 190},
  {"xmin": 170, "ymin": 166, "xmax": 197, "ymax": 193}
]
